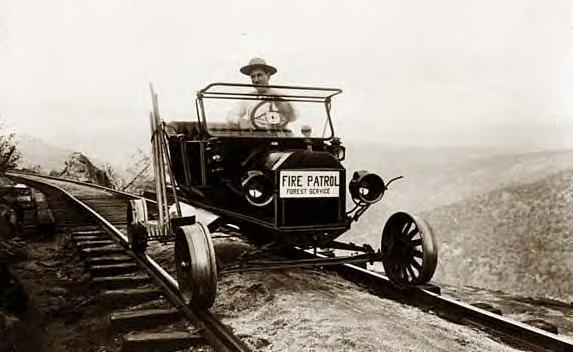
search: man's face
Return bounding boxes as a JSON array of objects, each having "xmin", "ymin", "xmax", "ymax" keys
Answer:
[{"xmin": 250, "ymin": 68, "xmax": 270, "ymax": 93}]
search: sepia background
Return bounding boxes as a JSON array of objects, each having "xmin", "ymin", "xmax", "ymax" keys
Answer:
[{"xmin": 0, "ymin": 0, "xmax": 572, "ymax": 302}]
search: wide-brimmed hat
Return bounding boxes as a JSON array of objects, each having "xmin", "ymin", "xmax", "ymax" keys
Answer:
[{"xmin": 240, "ymin": 57, "xmax": 277, "ymax": 76}]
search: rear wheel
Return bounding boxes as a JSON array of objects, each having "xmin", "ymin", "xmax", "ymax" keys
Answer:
[
  {"xmin": 174, "ymin": 223, "xmax": 218, "ymax": 309},
  {"xmin": 381, "ymin": 212, "xmax": 437, "ymax": 287},
  {"xmin": 127, "ymin": 223, "xmax": 148, "ymax": 253}
]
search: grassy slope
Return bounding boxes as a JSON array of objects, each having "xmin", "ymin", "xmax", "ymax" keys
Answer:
[{"xmin": 421, "ymin": 169, "xmax": 573, "ymax": 302}]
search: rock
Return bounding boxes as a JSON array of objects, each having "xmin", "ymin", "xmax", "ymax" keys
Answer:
[
  {"xmin": 252, "ymin": 337, "xmax": 271, "ymax": 349},
  {"xmin": 44, "ymin": 287, "xmax": 67, "ymax": 296},
  {"xmin": 522, "ymin": 319, "xmax": 559, "ymax": 334},
  {"xmin": 59, "ymin": 152, "xmax": 112, "ymax": 187},
  {"xmin": 246, "ymin": 283, "xmax": 266, "ymax": 294}
]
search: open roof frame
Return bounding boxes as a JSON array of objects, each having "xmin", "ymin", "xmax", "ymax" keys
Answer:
[{"xmin": 198, "ymin": 83, "xmax": 342, "ymax": 103}]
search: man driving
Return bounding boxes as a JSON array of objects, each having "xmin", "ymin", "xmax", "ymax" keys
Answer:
[{"xmin": 227, "ymin": 57, "xmax": 296, "ymax": 129}]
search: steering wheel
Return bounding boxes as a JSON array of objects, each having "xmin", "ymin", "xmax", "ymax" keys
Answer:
[{"xmin": 249, "ymin": 99, "xmax": 289, "ymax": 129}]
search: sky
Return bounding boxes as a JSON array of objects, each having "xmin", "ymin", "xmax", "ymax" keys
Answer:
[{"xmin": 1, "ymin": 0, "xmax": 573, "ymax": 165}]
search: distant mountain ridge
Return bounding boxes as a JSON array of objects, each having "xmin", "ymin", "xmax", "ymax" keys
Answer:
[
  {"xmin": 15, "ymin": 133, "xmax": 76, "ymax": 172},
  {"xmin": 14, "ymin": 133, "xmax": 129, "ymax": 179},
  {"xmin": 344, "ymin": 143, "xmax": 573, "ymax": 211}
]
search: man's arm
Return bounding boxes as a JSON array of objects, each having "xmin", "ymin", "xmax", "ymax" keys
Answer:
[
  {"xmin": 268, "ymin": 89, "xmax": 296, "ymax": 122},
  {"xmin": 274, "ymin": 99, "xmax": 296, "ymax": 122},
  {"xmin": 226, "ymin": 101, "xmax": 247, "ymax": 128}
]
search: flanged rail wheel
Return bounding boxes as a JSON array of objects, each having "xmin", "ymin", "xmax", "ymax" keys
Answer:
[
  {"xmin": 127, "ymin": 200, "xmax": 148, "ymax": 253},
  {"xmin": 127, "ymin": 223, "xmax": 148, "ymax": 253},
  {"xmin": 381, "ymin": 212, "xmax": 437, "ymax": 287},
  {"xmin": 174, "ymin": 223, "xmax": 218, "ymax": 309}
]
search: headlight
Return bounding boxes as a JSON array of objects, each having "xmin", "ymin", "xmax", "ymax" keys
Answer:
[
  {"xmin": 349, "ymin": 170, "xmax": 385, "ymax": 204},
  {"xmin": 242, "ymin": 171, "xmax": 274, "ymax": 207},
  {"xmin": 328, "ymin": 137, "xmax": 345, "ymax": 161},
  {"xmin": 331, "ymin": 145, "xmax": 345, "ymax": 161}
]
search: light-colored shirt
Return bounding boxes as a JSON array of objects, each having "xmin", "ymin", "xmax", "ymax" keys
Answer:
[{"xmin": 226, "ymin": 89, "xmax": 296, "ymax": 129}]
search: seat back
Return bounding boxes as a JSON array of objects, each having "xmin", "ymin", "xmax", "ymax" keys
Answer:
[{"xmin": 165, "ymin": 121, "xmax": 202, "ymax": 140}]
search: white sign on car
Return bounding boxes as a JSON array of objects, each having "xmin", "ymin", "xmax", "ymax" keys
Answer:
[{"xmin": 279, "ymin": 170, "xmax": 340, "ymax": 198}]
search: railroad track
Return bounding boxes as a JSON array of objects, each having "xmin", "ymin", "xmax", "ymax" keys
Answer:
[
  {"xmin": 8, "ymin": 171, "xmax": 251, "ymax": 352},
  {"xmin": 7, "ymin": 171, "xmax": 573, "ymax": 352}
]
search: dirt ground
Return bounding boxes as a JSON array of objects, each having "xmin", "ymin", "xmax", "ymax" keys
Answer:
[
  {"xmin": 1, "ymin": 229, "xmax": 114, "ymax": 352},
  {"xmin": 147, "ymin": 236, "xmax": 528, "ymax": 351}
]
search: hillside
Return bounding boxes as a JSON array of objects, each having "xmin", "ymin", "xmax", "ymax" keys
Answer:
[
  {"xmin": 421, "ymin": 169, "xmax": 573, "ymax": 302},
  {"xmin": 339, "ymin": 145, "xmax": 573, "ymax": 249}
]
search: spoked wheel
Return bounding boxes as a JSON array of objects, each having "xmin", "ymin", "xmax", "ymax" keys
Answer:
[
  {"xmin": 381, "ymin": 212, "xmax": 438, "ymax": 287},
  {"xmin": 127, "ymin": 200, "xmax": 148, "ymax": 253},
  {"xmin": 174, "ymin": 223, "xmax": 218, "ymax": 309}
]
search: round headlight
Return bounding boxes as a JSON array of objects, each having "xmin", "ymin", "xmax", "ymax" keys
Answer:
[
  {"xmin": 328, "ymin": 137, "xmax": 345, "ymax": 161},
  {"xmin": 242, "ymin": 171, "xmax": 274, "ymax": 207},
  {"xmin": 332, "ymin": 145, "xmax": 345, "ymax": 161},
  {"xmin": 349, "ymin": 170, "xmax": 385, "ymax": 204}
]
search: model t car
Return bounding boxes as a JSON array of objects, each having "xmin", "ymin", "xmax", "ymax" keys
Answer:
[{"xmin": 127, "ymin": 83, "xmax": 438, "ymax": 308}]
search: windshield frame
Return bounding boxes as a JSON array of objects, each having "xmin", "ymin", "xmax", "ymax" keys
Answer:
[{"xmin": 195, "ymin": 83, "xmax": 342, "ymax": 140}]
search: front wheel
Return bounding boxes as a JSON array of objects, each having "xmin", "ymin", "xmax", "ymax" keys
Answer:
[
  {"xmin": 174, "ymin": 223, "xmax": 218, "ymax": 309},
  {"xmin": 381, "ymin": 212, "xmax": 438, "ymax": 287}
]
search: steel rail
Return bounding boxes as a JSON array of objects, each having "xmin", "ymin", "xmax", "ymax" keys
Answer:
[
  {"xmin": 9, "ymin": 172, "xmax": 251, "ymax": 352},
  {"xmin": 10, "ymin": 171, "xmax": 573, "ymax": 351},
  {"xmin": 7, "ymin": 170, "xmax": 151, "ymax": 202}
]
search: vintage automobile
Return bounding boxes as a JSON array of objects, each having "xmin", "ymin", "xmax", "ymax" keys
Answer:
[{"xmin": 127, "ymin": 83, "xmax": 438, "ymax": 308}]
